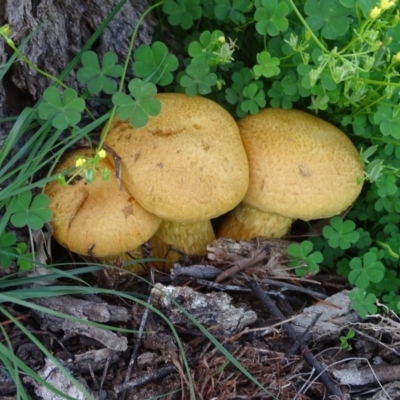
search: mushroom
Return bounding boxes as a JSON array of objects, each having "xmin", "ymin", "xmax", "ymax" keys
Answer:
[
  {"xmin": 45, "ymin": 148, "xmax": 161, "ymax": 272},
  {"xmin": 104, "ymin": 93, "xmax": 249, "ymax": 268},
  {"xmin": 217, "ymin": 108, "xmax": 364, "ymax": 240}
]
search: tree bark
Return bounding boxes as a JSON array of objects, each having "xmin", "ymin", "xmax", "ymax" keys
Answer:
[{"xmin": 0, "ymin": 0, "xmax": 155, "ymax": 132}]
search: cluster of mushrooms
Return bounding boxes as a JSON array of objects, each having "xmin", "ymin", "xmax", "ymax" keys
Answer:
[{"xmin": 45, "ymin": 93, "xmax": 364, "ymax": 272}]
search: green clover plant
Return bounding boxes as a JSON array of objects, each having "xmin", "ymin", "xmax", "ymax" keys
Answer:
[
  {"xmin": 287, "ymin": 240, "xmax": 323, "ymax": 277},
  {"xmin": 133, "ymin": 41, "xmax": 179, "ymax": 85},
  {"xmin": 77, "ymin": 51, "xmax": 123, "ymax": 94},
  {"xmin": 38, "ymin": 87, "xmax": 86, "ymax": 130},
  {"xmin": 340, "ymin": 329, "xmax": 355, "ymax": 351},
  {"xmin": 323, "ymin": 217, "xmax": 360, "ymax": 250},
  {"xmin": 9, "ymin": 191, "xmax": 52, "ymax": 230}
]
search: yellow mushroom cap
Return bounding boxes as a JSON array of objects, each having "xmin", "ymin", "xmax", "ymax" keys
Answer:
[
  {"xmin": 104, "ymin": 93, "xmax": 250, "ymax": 222},
  {"xmin": 240, "ymin": 108, "xmax": 364, "ymax": 221},
  {"xmin": 45, "ymin": 149, "xmax": 161, "ymax": 258}
]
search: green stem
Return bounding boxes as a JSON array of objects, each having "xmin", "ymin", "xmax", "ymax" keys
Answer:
[
  {"xmin": 1, "ymin": 35, "xmax": 68, "ymax": 89},
  {"xmin": 98, "ymin": 0, "xmax": 164, "ymax": 149},
  {"xmin": 287, "ymin": 0, "xmax": 328, "ymax": 54}
]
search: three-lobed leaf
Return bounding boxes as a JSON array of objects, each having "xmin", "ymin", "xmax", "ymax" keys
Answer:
[
  {"xmin": 38, "ymin": 87, "xmax": 85, "ymax": 130},
  {"xmin": 323, "ymin": 217, "xmax": 360, "ymax": 249},
  {"xmin": 348, "ymin": 251, "xmax": 385, "ymax": 289},
  {"xmin": 9, "ymin": 191, "xmax": 52, "ymax": 230},
  {"xmin": 349, "ymin": 289, "xmax": 377, "ymax": 319},
  {"xmin": 77, "ymin": 51, "xmax": 123, "ymax": 94},
  {"xmin": 253, "ymin": 51, "xmax": 280, "ymax": 78},
  {"xmin": 214, "ymin": 0, "xmax": 251, "ymax": 24},
  {"xmin": 254, "ymin": 0, "xmax": 290, "ymax": 36},
  {"xmin": 180, "ymin": 63, "xmax": 218, "ymax": 95},
  {"xmin": 287, "ymin": 240, "xmax": 323, "ymax": 277},
  {"xmin": 162, "ymin": 0, "xmax": 202, "ymax": 29},
  {"xmin": 304, "ymin": 0, "xmax": 353, "ymax": 39},
  {"xmin": 133, "ymin": 42, "xmax": 178, "ymax": 86},
  {"xmin": 112, "ymin": 78, "xmax": 161, "ymax": 128}
]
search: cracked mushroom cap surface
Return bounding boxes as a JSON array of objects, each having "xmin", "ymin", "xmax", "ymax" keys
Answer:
[
  {"xmin": 45, "ymin": 149, "xmax": 161, "ymax": 258},
  {"xmin": 104, "ymin": 93, "xmax": 250, "ymax": 222},
  {"xmin": 240, "ymin": 108, "xmax": 364, "ymax": 221}
]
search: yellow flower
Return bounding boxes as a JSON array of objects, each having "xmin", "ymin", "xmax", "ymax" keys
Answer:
[
  {"xmin": 370, "ymin": 6, "xmax": 382, "ymax": 19},
  {"xmin": 218, "ymin": 36, "xmax": 225, "ymax": 44},
  {"xmin": 393, "ymin": 52, "xmax": 400, "ymax": 62},
  {"xmin": 98, "ymin": 149, "xmax": 107, "ymax": 158},
  {"xmin": 380, "ymin": 0, "xmax": 395, "ymax": 10},
  {"xmin": 75, "ymin": 156, "xmax": 86, "ymax": 168}
]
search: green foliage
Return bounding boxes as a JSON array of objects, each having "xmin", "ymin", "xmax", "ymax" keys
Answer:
[
  {"xmin": 214, "ymin": 0, "xmax": 251, "ymax": 24},
  {"xmin": 38, "ymin": 87, "xmax": 86, "ymax": 130},
  {"xmin": 304, "ymin": 0, "xmax": 353, "ymax": 39},
  {"xmin": 253, "ymin": 51, "xmax": 281, "ymax": 79},
  {"xmin": 349, "ymin": 289, "xmax": 378, "ymax": 319},
  {"xmin": 348, "ymin": 251, "xmax": 385, "ymax": 289},
  {"xmin": 323, "ymin": 217, "xmax": 360, "ymax": 250},
  {"xmin": 133, "ymin": 42, "xmax": 179, "ymax": 86},
  {"xmin": 287, "ymin": 240, "xmax": 323, "ymax": 277},
  {"xmin": 254, "ymin": 0, "xmax": 290, "ymax": 36},
  {"xmin": 162, "ymin": 0, "xmax": 202, "ymax": 29},
  {"xmin": 340, "ymin": 329, "xmax": 355, "ymax": 351},
  {"xmin": 77, "ymin": 51, "xmax": 123, "ymax": 94},
  {"xmin": 9, "ymin": 192, "xmax": 52, "ymax": 230},
  {"xmin": 112, "ymin": 79, "xmax": 161, "ymax": 128},
  {"xmin": 180, "ymin": 63, "xmax": 218, "ymax": 95},
  {"xmin": 0, "ymin": 231, "xmax": 18, "ymax": 268}
]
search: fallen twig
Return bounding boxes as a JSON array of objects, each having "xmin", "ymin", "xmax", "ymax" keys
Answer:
[
  {"xmin": 262, "ymin": 278, "xmax": 327, "ymax": 299},
  {"xmin": 119, "ymin": 292, "xmax": 155, "ymax": 400},
  {"xmin": 171, "ymin": 264, "xmax": 221, "ymax": 280},
  {"xmin": 248, "ymin": 280, "xmax": 343, "ymax": 399},
  {"xmin": 114, "ymin": 365, "xmax": 177, "ymax": 393},
  {"xmin": 283, "ymin": 313, "xmax": 321, "ymax": 363},
  {"xmin": 215, "ymin": 246, "xmax": 269, "ymax": 282}
]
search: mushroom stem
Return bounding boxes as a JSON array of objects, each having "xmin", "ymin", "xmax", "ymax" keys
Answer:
[
  {"xmin": 217, "ymin": 203, "xmax": 293, "ymax": 240},
  {"xmin": 150, "ymin": 220, "xmax": 216, "ymax": 270}
]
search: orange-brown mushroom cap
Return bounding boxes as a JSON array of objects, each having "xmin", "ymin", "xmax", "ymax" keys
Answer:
[
  {"xmin": 105, "ymin": 93, "xmax": 249, "ymax": 222},
  {"xmin": 104, "ymin": 93, "xmax": 249, "ymax": 264},
  {"xmin": 45, "ymin": 149, "xmax": 161, "ymax": 258},
  {"xmin": 218, "ymin": 108, "xmax": 364, "ymax": 240}
]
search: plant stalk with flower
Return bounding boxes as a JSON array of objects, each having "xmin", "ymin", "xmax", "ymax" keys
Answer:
[{"xmin": 56, "ymin": 148, "xmax": 110, "ymax": 185}]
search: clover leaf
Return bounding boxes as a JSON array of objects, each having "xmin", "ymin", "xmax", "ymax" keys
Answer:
[
  {"xmin": 0, "ymin": 231, "xmax": 17, "ymax": 268},
  {"xmin": 188, "ymin": 30, "xmax": 226, "ymax": 66},
  {"xmin": 304, "ymin": 0, "xmax": 353, "ymax": 39},
  {"xmin": 180, "ymin": 63, "xmax": 218, "ymax": 95},
  {"xmin": 254, "ymin": 0, "xmax": 290, "ymax": 37},
  {"xmin": 349, "ymin": 289, "xmax": 377, "ymax": 319},
  {"xmin": 348, "ymin": 251, "xmax": 385, "ymax": 289},
  {"xmin": 287, "ymin": 240, "xmax": 323, "ymax": 277},
  {"xmin": 253, "ymin": 51, "xmax": 280, "ymax": 78},
  {"xmin": 214, "ymin": 0, "xmax": 251, "ymax": 24},
  {"xmin": 15, "ymin": 242, "xmax": 33, "ymax": 271},
  {"xmin": 323, "ymin": 217, "xmax": 360, "ymax": 249},
  {"xmin": 241, "ymin": 82, "xmax": 266, "ymax": 114},
  {"xmin": 9, "ymin": 191, "xmax": 52, "ymax": 230},
  {"xmin": 112, "ymin": 79, "xmax": 161, "ymax": 128},
  {"xmin": 133, "ymin": 42, "xmax": 178, "ymax": 86},
  {"xmin": 373, "ymin": 104, "xmax": 400, "ymax": 139},
  {"xmin": 268, "ymin": 79, "xmax": 300, "ymax": 109},
  {"xmin": 38, "ymin": 87, "xmax": 86, "ymax": 130},
  {"xmin": 77, "ymin": 51, "xmax": 123, "ymax": 94},
  {"xmin": 382, "ymin": 291, "xmax": 400, "ymax": 312},
  {"xmin": 162, "ymin": 0, "xmax": 202, "ymax": 29},
  {"xmin": 376, "ymin": 174, "xmax": 398, "ymax": 197}
]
